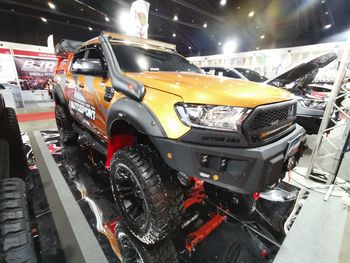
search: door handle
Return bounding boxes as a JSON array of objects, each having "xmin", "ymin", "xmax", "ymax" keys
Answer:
[{"xmin": 78, "ymin": 82, "xmax": 84, "ymax": 88}]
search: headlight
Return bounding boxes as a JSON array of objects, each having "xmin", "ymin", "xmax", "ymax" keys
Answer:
[
  {"xmin": 175, "ymin": 103, "xmax": 251, "ymax": 132},
  {"xmin": 299, "ymin": 99, "xmax": 327, "ymax": 110}
]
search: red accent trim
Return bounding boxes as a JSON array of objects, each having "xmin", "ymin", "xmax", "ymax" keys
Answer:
[
  {"xmin": 184, "ymin": 178, "xmax": 205, "ymax": 209},
  {"xmin": 252, "ymin": 192, "xmax": 260, "ymax": 200},
  {"xmin": 16, "ymin": 111, "xmax": 55, "ymax": 122},
  {"xmin": 185, "ymin": 213, "xmax": 227, "ymax": 252},
  {"xmin": 106, "ymin": 217, "xmax": 121, "ymax": 235},
  {"xmin": 105, "ymin": 134, "xmax": 134, "ymax": 169},
  {"xmin": 261, "ymin": 248, "xmax": 267, "ymax": 258},
  {"xmin": 13, "ymin": 49, "xmax": 56, "ymax": 58},
  {"xmin": 0, "ymin": 48, "xmax": 10, "ymax": 54}
]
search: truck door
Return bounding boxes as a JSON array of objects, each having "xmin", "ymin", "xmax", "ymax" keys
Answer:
[{"xmin": 79, "ymin": 46, "xmax": 110, "ymax": 139}]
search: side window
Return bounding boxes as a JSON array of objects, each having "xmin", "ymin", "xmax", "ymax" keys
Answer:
[
  {"xmin": 217, "ymin": 70, "xmax": 224, "ymax": 77},
  {"xmin": 223, "ymin": 70, "xmax": 240, "ymax": 79},
  {"xmin": 71, "ymin": 50, "xmax": 86, "ymax": 73}
]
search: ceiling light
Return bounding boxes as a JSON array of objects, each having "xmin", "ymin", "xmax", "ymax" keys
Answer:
[
  {"xmin": 203, "ymin": 22, "xmax": 207, "ymax": 28},
  {"xmin": 48, "ymin": 2, "xmax": 56, "ymax": 9},
  {"xmin": 155, "ymin": 8, "xmax": 158, "ymax": 11},
  {"xmin": 105, "ymin": 16, "xmax": 110, "ymax": 22},
  {"xmin": 88, "ymin": 27, "xmax": 93, "ymax": 31},
  {"xmin": 237, "ymin": 6, "xmax": 240, "ymax": 9},
  {"xmin": 188, "ymin": 46, "xmax": 192, "ymax": 50},
  {"xmin": 248, "ymin": 11, "xmax": 255, "ymax": 18},
  {"xmin": 325, "ymin": 11, "xmax": 329, "ymax": 15},
  {"xmin": 324, "ymin": 24, "xmax": 332, "ymax": 29},
  {"xmin": 223, "ymin": 40, "xmax": 237, "ymax": 55},
  {"xmin": 119, "ymin": 10, "xmax": 130, "ymax": 32},
  {"xmin": 321, "ymin": 0, "xmax": 325, "ymax": 3},
  {"xmin": 260, "ymin": 35, "xmax": 265, "ymax": 39},
  {"xmin": 220, "ymin": 0, "xmax": 227, "ymax": 6},
  {"xmin": 41, "ymin": 17, "xmax": 47, "ymax": 22},
  {"xmin": 172, "ymin": 33, "xmax": 176, "ymax": 37},
  {"xmin": 173, "ymin": 15, "xmax": 178, "ymax": 21},
  {"xmin": 218, "ymin": 42, "xmax": 222, "ymax": 46},
  {"xmin": 256, "ymin": 47, "xmax": 260, "ymax": 50},
  {"xmin": 80, "ymin": 8, "xmax": 84, "ymax": 11}
]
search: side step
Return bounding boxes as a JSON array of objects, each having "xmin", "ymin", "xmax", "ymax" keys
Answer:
[{"xmin": 72, "ymin": 124, "xmax": 107, "ymax": 155}]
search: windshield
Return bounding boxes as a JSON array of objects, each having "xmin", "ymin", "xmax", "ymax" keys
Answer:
[
  {"xmin": 234, "ymin": 68, "xmax": 267, "ymax": 82},
  {"xmin": 111, "ymin": 43, "xmax": 202, "ymax": 73}
]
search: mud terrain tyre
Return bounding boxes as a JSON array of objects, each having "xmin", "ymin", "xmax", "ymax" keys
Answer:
[
  {"xmin": 55, "ymin": 105, "xmax": 78, "ymax": 145},
  {"xmin": 110, "ymin": 145, "xmax": 183, "ymax": 244},
  {"xmin": 0, "ymin": 139, "xmax": 9, "ymax": 180},
  {"xmin": 115, "ymin": 223, "xmax": 178, "ymax": 263},
  {"xmin": 0, "ymin": 108, "xmax": 28, "ymax": 180},
  {"xmin": 0, "ymin": 178, "xmax": 37, "ymax": 263}
]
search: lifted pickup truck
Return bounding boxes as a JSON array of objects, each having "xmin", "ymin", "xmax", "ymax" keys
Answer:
[{"xmin": 53, "ymin": 32, "xmax": 306, "ymax": 247}]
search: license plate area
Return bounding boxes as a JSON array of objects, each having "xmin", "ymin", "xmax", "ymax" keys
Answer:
[{"xmin": 285, "ymin": 133, "xmax": 304, "ymax": 161}]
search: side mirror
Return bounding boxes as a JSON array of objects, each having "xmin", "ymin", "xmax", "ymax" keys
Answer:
[{"xmin": 72, "ymin": 58, "xmax": 107, "ymax": 76}]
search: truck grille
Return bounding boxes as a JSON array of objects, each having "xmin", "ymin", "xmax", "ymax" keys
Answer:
[{"xmin": 243, "ymin": 100, "xmax": 297, "ymax": 146}]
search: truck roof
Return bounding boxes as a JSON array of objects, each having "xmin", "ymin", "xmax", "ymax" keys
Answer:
[{"xmin": 83, "ymin": 32, "xmax": 176, "ymax": 51}]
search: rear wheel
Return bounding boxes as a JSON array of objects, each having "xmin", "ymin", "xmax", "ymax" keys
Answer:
[
  {"xmin": 0, "ymin": 139, "xmax": 9, "ymax": 181},
  {"xmin": 110, "ymin": 145, "xmax": 183, "ymax": 244},
  {"xmin": 0, "ymin": 178, "xmax": 37, "ymax": 263},
  {"xmin": 115, "ymin": 223, "xmax": 178, "ymax": 263},
  {"xmin": 55, "ymin": 105, "xmax": 78, "ymax": 145},
  {"xmin": 0, "ymin": 107, "xmax": 28, "ymax": 181}
]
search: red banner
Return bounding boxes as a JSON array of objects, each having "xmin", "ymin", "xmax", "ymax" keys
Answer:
[{"xmin": 14, "ymin": 56, "xmax": 57, "ymax": 90}]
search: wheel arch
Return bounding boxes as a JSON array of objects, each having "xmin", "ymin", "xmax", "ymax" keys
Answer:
[
  {"xmin": 106, "ymin": 98, "xmax": 166, "ymax": 138},
  {"xmin": 53, "ymin": 83, "xmax": 67, "ymax": 106}
]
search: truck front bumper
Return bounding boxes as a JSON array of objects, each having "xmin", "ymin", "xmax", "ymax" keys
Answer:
[{"xmin": 151, "ymin": 125, "xmax": 306, "ymax": 194}]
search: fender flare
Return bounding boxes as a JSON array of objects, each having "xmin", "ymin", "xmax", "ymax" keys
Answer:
[
  {"xmin": 107, "ymin": 98, "xmax": 166, "ymax": 138},
  {"xmin": 53, "ymin": 83, "xmax": 67, "ymax": 106}
]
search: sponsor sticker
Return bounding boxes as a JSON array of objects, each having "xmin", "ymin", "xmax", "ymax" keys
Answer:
[{"xmin": 70, "ymin": 99, "xmax": 96, "ymax": 120}]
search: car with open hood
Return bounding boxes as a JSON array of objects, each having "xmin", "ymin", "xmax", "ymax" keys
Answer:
[{"xmin": 266, "ymin": 52, "xmax": 337, "ymax": 134}]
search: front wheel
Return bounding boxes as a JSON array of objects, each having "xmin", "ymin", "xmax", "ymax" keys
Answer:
[
  {"xmin": 115, "ymin": 223, "xmax": 178, "ymax": 263},
  {"xmin": 110, "ymin": 145, "xmax": 183, "ymax": 245}
]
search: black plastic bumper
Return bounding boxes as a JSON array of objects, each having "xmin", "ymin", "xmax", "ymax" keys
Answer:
[
  {"xmin": 296, "ymin": 115, "xmax": 322, "ymax": 135},
  {"xmin": 151, "ymin": 125, "xmax": 306, "ymax": 194}
]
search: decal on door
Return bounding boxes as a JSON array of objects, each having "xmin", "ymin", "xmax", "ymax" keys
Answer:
[{"xmin": 69, "ymin": 98, "xmax": 96, "ymax": 120}]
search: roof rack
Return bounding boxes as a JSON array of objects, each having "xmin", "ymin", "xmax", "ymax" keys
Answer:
[
  {"xmin": 102, "ymin": 31, "xmax": 176, "ymax": 51},
  {"xmin": 55, "ymin": 39, "xmax": 83, "ymax": 57}
]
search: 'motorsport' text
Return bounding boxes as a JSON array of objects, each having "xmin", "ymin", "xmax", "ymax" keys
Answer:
[{"xmin": 70, "ymin": 99, "xmax": 96, "ymax": 120}]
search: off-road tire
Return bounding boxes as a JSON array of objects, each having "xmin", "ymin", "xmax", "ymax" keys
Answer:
[
  {"xmin": 115, "ymin": 223, "xmax": 178, "ymax": 263},
  {"xmin": 55, "ymin": 105, "xmax": 78, "ymax": 145},
  {"xmin": 110, "ymin": 145, "xmax": 183, "ymax": 244},
  {"xmin": 0, "ymin": 139, "xmax": 9, "ymax": 181},
  {"xmin": 0, "ymin": 178, "xmax": 37, "ymax": 263},
  {"xmin": 0, "ymin": 108, "xmax": 28, "ymax": 180}
]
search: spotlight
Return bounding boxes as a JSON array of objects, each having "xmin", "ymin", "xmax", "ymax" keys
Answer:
[
  {"xmin": 260, "ymin": 35, "xmax": 265, "ymax": 39},
  {"xmin": 218, "ymin": 42, "xmax": 222, "ymax": 46},
  {"xmin": 48, "ymin": 2, "xmax": 56, "ymax": 9},
  {"xmin": 88, "ymin": 27, "xmax": 93, "ymax": 31},
  {"xmin": 172, "ymin": 33, "xmax": 176, "ymax": 37},
  {"xmin": 203, "ymin": 22, "xmax": 207, "ymax": 28},
  {"xmin": 188, "ymin": 46, "xmax": 192, "ymax": 50},
  {"xmin": 119, "ymin": 10, "xmax": 130, "ymax": 32},
  {"xmin": 220, "ymin": 0, "xmax": 227, "ymax": 6},
  {"xmin": 324, "ymin": 24, "xmax": 332, "ymax": 29},
  {"xmin": 105, "ymin": 17, "xmax": 110, "ymax": 22},
  {"xmin": 223, "ymin": 40, "xmax": 237, "ymax": 54},
  {"xmin": 248, "ymin": 11, "xmax": 254, "ymax": 18},
  {"xmin": 173, "ymin": 15, "xmax": 178, "ymax": 21},
  {"xmin": 41, "ymin": 17, "xmax": 47, "ymax": 22}
]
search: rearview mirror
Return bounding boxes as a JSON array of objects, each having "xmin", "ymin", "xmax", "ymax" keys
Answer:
[{"xmin": 72, "ymin": 58, "xmax": 107, "ymax": 76}]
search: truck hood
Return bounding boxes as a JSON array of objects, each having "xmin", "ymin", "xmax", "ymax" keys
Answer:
[
  {"xmin": 265, "ymin": 52, "xmax": 337, "ymax": 90},
  {"xmin": 126, "ymin": 71, "xmax": 293, "ymax": 108}
]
